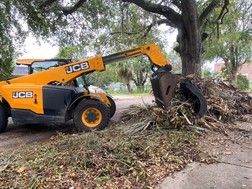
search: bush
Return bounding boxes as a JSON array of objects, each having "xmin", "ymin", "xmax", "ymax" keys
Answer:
[
  {"xmin": 203, "ymin": 70, "xmax": 212, "ymax": 78},
  {"xmin": 237, "ymin": 74, "xmax": 249, "ymax": 90}
]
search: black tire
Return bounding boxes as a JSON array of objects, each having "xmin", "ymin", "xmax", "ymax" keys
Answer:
[
  {"xmin": 73, "ymin": 100, "xmax": 110, "ymax": 132},
  {"xmin": 107, "ymin": 96, "xmax": 116, "ymax": 118},
  {"xmin": 0, "ymin": 103, "xmax": 8, "ymax": 133},
  {"xmin": 180, "ymin": 79, "xmax": 207, "ymax": 118}
]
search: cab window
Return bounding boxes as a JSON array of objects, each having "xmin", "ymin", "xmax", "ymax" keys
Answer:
[{"xmin": 31, "ymin": 60, "xmax": 68, "ymax": 73}]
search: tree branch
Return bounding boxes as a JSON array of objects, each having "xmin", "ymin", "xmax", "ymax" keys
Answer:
[
  {"xmin": 142, "ymin": 19, "xmax": 174, "ymax": 38},
  {"xmin": 172, "ymin": 0, "xmax": 181, "ymax": 10},
  {"xmin": 109, "ymin": 31, "xmax": 139, "ymax": 35},
  {"xmin": 142, "ymin": 72, "xmax": 148, "ymax": 85},
  {"xmin": 39, "ymin": 0, "xmax": 57, "ymax": 9},
  {"xmin": 110, "ymin": 18, "xmax": 171, "ymax": 38},
  {"xmin": 242, "ymin": 58, "xmax": 249, "ymax": 65},
  {"xmin": 215, "ymin": 0, "xmax": 229, "ymax": 24},
  {"xmin": 62, "ymin": 0, "xmax": 87, "ymax": 16},
  {"xmin": 199, "ymin": 0, "xmax": 221, "ymax": 27},
  {"xmin": 122, "ymin": 0, "xmax": 182, "ymax": 29}
]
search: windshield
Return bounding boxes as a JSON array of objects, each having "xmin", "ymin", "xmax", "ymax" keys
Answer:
[
  {"xmin": 31, "ymin": 61, "xmax": 58, "ymax": 73},
  {"xmin": 31, "ymin": 60, "xmax": 70, "ymax": 73}
]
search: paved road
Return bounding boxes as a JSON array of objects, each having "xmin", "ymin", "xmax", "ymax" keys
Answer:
[
  {"xmin": 0, "ymin": 96, "xmax": 153, "ymax": 153},
  {"xmin": 111, "ymin": 96, "xmax": 154, "ymax": 122}
]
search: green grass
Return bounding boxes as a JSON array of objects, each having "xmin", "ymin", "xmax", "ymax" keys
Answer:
[
  {"xmin": 108, "ymin": 89, "xmax": 152, "ymax": 97},
  {"xmin": 249, "ymin": 84, "xmax": 252, "ymax": 90}
]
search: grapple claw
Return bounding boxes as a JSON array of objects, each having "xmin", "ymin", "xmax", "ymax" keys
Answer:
[
  {"xmin": 150, "ymin": 72, "xmax": 180, "ymax": 108},
  {"xmin": 150, "ymin": 72, "xmax": 207, "ymax": 118},
  {"xmin": 179, "ymin": 78, "xmax": 207, "ymax": 118}
]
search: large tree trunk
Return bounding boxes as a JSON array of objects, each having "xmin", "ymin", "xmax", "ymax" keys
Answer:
[
  {"xmin": 178, "ymin": 30, "xmax": 202, "ymax": 77},
  {"xmin": 229, "ymin": 72, "xmax": 238, "ymax": 87},
  {"xmin": 136, "ymin": 84, "xmax": 144, "ymax": 92},
  {"xmin": 119, "ymin": 0, "xmax": 221, "ymax": 78},
  {"xmin": 179, "ymin": 0, "xmax": 202, "ymax": 77},
  {"xmin": 126, "ymin": 83, "xmax": 132, "ymax": 93},
  {"xmin": 223, "ymin": 45, "xmax": 239, "ymax": 87},
  {"xmin": 132, "ymin": 70, "xmax": 147, "ymax": 93},
  {"xmin": 229, "ymin": 46, "xmax": 239, "ymax": 87},
  {"xmin": 225, "ymin": 62, "xmax": 238, "ymax": 87}
]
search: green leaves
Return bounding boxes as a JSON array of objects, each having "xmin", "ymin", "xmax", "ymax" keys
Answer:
[{"xmin": 203, "ymin": 0, "xmax": 252, "ymax": 85}]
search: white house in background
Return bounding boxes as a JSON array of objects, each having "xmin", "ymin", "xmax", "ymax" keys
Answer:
[{"xmin": 107, "ymin": 82, "xmax": 127, "ymax": 91}]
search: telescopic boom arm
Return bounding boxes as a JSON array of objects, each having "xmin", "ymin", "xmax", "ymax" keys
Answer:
[{"xmin": 4, "ymin": 44, "xmax": 170, "ymax": 86}]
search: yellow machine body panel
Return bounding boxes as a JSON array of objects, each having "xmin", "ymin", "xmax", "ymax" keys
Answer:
[
  {"xmin": 16, "ymin": 59, "xmax": 45, "ymax": 65},
  {"xmin": 138, "ymin": 44, "xmax": 170, "ymax": 66},
  {"xmin": 1, "ymin": 84, "xmax": 44, "ymax": 114},
  {"xmin": 9, "ymin": 56, "xmax": 105, "ymax": 85}
]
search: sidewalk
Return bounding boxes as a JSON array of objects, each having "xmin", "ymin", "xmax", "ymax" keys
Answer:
[{"xmin": 158, "ymin": 123, "xmax": 252, "ymax": 189}]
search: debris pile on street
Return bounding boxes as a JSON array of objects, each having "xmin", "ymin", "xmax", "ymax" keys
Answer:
[
  {"xmin": 0, "ymin": 128, "xmax": 205, "ymax": 188},
  {"xmin": 1, "ymin": 77, "xmax": 250, "ymax": 188},
  {"xmin": 122, "ymin": 77, "xmax": 252, "ymax": 134}
]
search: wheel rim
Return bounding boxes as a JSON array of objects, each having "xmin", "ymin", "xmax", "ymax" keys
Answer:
[{"xmin": 81, "ymin": 107, "xmax": 102, "ymax": 128}]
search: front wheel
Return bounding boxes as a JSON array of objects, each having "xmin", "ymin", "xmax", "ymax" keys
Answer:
[
  {"xmin": 73, "ymin": 100, "xmax": 110, "ymax": 132},
  {"xmin": 0, "ymin": 104, "xmax": 8, "ymax": 133}
]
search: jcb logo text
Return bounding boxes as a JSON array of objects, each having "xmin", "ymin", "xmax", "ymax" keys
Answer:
[
  {"xmin": 65, "ymin": 62, "xmax": 89, "ymax": 74},
  {"xmin": 13, "ymin": 91, "xmax": 33, "ymax": 99}
]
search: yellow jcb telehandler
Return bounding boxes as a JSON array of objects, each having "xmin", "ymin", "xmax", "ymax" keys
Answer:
[{"xmin": 0, "ymin": 44, "xmax": 207, "ymax": 132}]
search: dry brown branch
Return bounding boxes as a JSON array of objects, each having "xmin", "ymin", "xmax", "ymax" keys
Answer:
[{"xmin": 121, "ymin": 77, "xmax": 252, "ymax": 134}]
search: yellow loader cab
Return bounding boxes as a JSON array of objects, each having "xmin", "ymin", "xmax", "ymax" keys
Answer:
[
  {"xmin": 0, "ymin": 44, "xmax": 207, "ymax": 133},
  {"xmin": 0, "ymin": 58, "xmax": 116, "ymax": 132}
]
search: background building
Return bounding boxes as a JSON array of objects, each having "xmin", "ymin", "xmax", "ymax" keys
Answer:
[{"xmin": 214, "ymin": 63, "xmax": 252, "ymax": 83}]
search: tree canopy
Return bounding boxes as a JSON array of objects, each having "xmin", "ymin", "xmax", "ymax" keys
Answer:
[
  {"xmin": 0, "ymin": 0, "xmax": 233, "ymax": 79},
  {"xmin": 204, "ymin": 0, "xmax": 252, "ymax": 85}
]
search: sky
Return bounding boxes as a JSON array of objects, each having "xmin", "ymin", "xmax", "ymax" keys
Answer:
[
  {"xmin": 18, "ymin": 26, "xmax": 177, "ymax": 59},
  {"xmin": 17, "ymin": 31, "xmax": 214, "ymax": 71},
  {"xmin": 18, "ymin": 35, "xmax": 59, "ymax": 59}
]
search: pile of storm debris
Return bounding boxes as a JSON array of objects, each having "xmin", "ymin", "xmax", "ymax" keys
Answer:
[{"xmin": 121, "ymin": 77, "xmax": 252, "ymax": 134}]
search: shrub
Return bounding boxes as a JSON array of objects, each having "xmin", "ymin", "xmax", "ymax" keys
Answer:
[{"xmin": 237, "ymin": 74, "xmax": 249, "ymax": 90}]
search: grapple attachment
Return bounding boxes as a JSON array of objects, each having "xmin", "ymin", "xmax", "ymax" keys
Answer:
[
  {"xmin": 179, "ymin": 78, "xmax": 207, "ymax": 118},
  {"xmin": 150, "ymin": 72, "xmax": 179, "ymax": 109},
  {"xmin": 150, "ymin": 72, "xmax": 207, "ymax": 118}
]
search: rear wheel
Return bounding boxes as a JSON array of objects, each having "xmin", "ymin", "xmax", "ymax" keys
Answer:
[
  {"xmin": 107, "ymin": 96, "xmax": 116, "ymax": 118},
  {"xmin": 0, "ymin": 104, "xmax": 8, "ymax": 133},
  {"xmin": 74, "ymin": 100, "xmax": 110, "ymax": 132}
]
